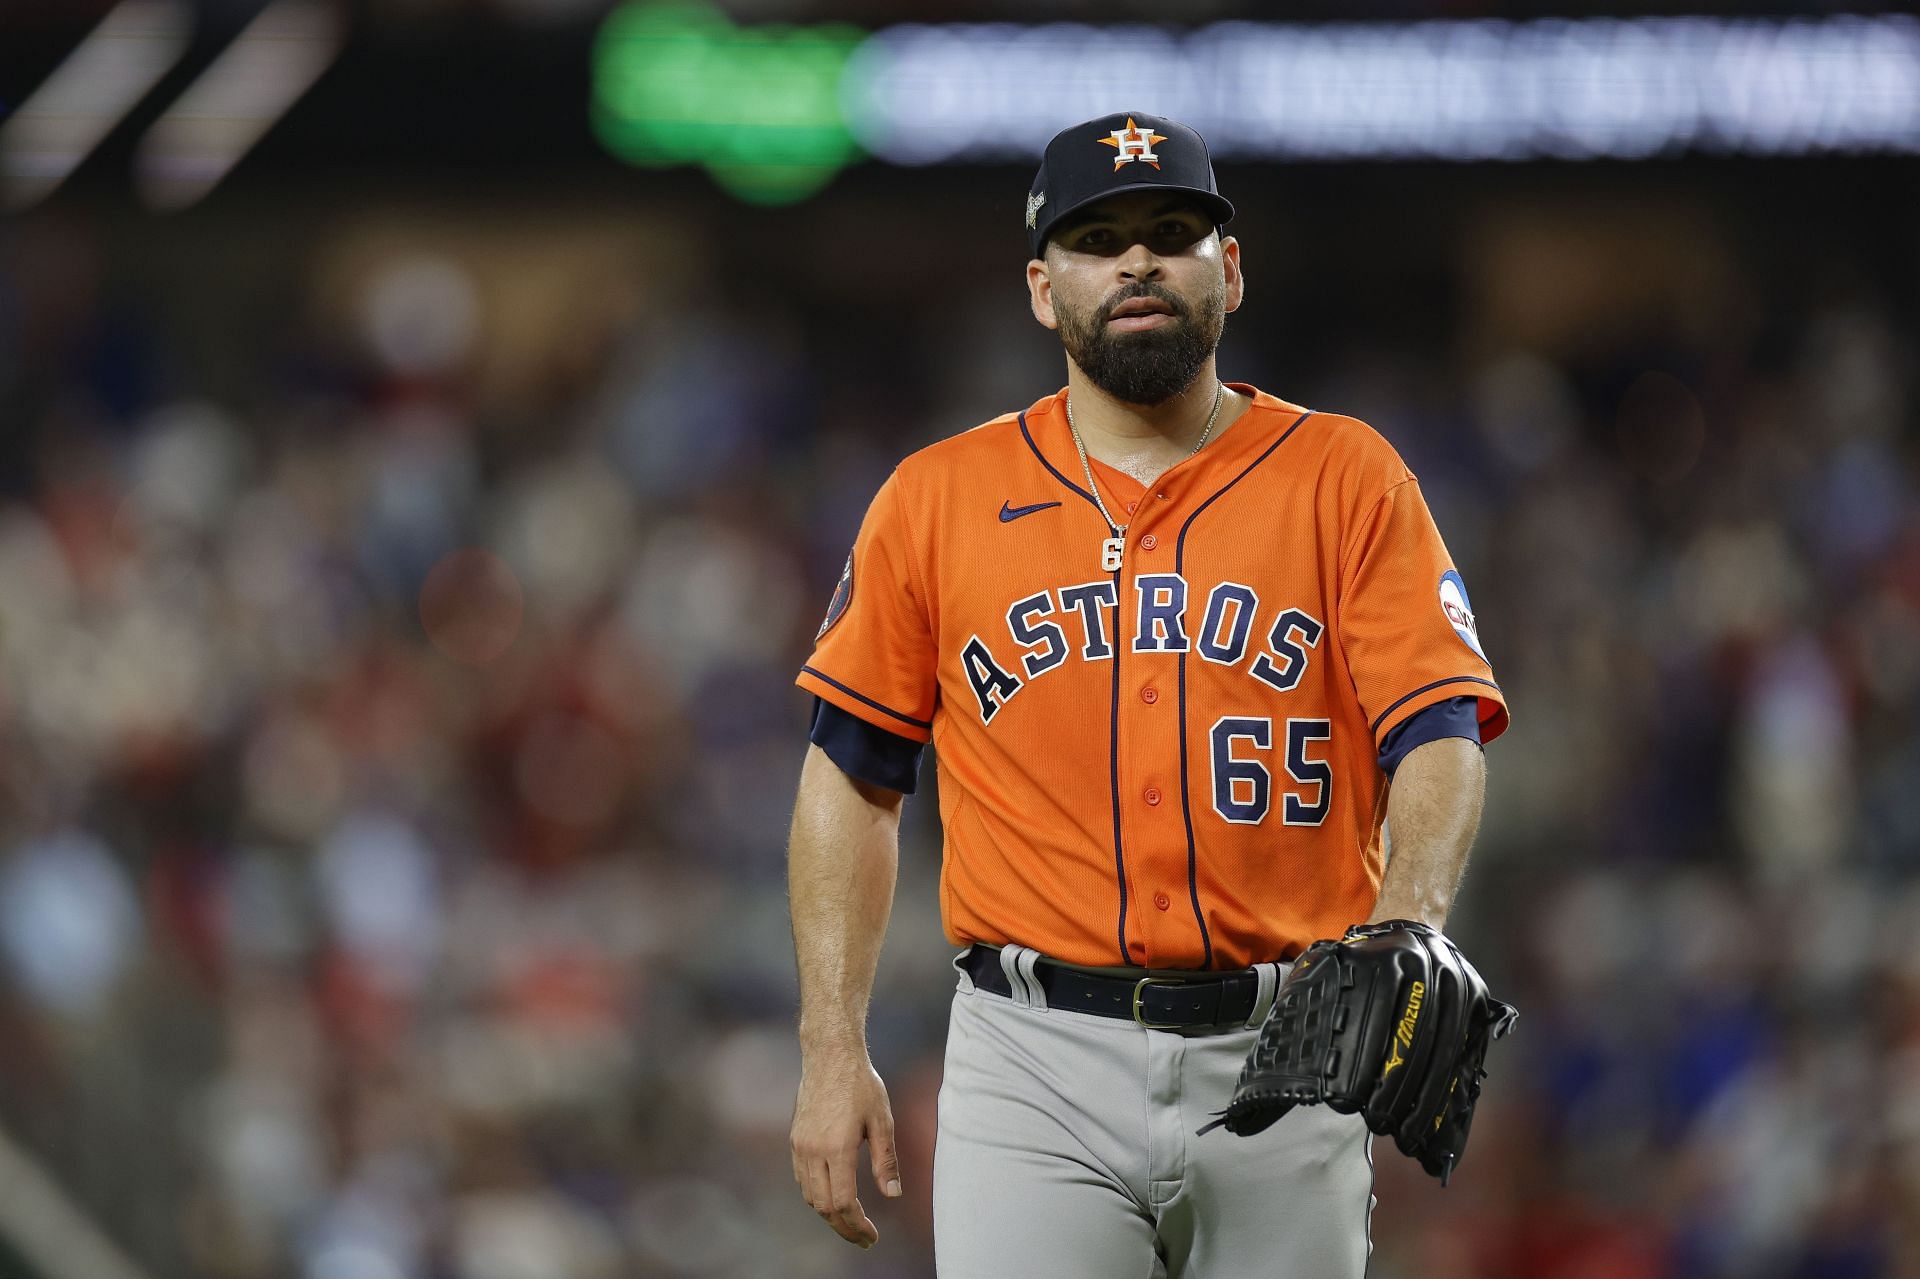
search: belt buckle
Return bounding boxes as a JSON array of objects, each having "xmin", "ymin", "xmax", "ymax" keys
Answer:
[{"xmin": 1131, "ymin": 976, "xmax": 1189, "ymax": 1030}]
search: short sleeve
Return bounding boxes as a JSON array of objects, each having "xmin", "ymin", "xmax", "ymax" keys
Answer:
[
  {"xmin": 808, "ymin": 698, "xmax": 925, "ymax": 794},
  {"xmin": 1338, "ymin": 477, "xmax": 1510, "ymax": 750},
  {"xmin": 796, "ymin": 469, "xmax": 937, "ymax": 743}
]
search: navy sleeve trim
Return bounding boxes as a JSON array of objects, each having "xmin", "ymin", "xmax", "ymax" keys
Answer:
[
  {"xmin": 1378, "ymin": 696, "xmax": 1482, "ymax": 778},
  {"xmin": 800, "ymin": 666, "xmax": 933, "ymax": 730},
  {"xmin": 809, "ymin": 698, "xmax": 925, "ymax": 794},
  {"xmin": 1368, "ymin": 675, "xmax": 1502, "ymax": 736}
]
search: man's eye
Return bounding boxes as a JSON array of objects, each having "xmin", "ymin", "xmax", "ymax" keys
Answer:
[{"xmin": 1079, "ymin": 229, "xmax": 1111, "ymax": 248}]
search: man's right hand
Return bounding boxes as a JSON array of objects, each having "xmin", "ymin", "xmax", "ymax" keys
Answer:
[{"xmin": 790, "ymin": 1046, "xmax": 904, "ymax": 1249}]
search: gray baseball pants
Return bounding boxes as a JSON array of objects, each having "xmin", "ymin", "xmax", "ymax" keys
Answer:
[{"xmin": 933, "ymin": 944, "xmax": 1374, "ymax": 1279}]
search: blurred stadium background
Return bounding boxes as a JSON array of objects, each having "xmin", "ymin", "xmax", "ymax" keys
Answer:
[{"xmin": 1, "ymin": 1, "xmax": 1918, "ymax": 1276}]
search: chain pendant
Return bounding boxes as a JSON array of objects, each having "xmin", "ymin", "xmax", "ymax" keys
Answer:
[{"xmin": 1102, "ymin": 537, "xmax": 1125, "ymax": 572}]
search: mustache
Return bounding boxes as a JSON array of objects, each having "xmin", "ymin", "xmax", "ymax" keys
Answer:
[{"xmin": 1102, "ymin": 283, "xmax": 1187, "ymax": 322}]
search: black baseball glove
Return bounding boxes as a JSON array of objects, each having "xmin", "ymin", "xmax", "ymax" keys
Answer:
[{"xmin": 1197, "ymin": 920, "xmax": 1517, "ymax": 1186}]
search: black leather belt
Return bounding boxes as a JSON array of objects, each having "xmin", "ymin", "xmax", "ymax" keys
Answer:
[{"xmin": 962, "ymin": 944, "xmax": 1262, "ymax": 1030}]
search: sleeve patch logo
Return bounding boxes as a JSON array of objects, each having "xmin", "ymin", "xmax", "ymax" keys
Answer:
[
  {"xmin": 816, "ymin": 552, "xmax": 853, "ymax": 640},
  {"xmin": 1438, "ymin": 570, "xmax": 1487, "ymax": 662}
]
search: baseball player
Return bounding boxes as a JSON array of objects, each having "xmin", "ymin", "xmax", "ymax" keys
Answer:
[{"xmin": 786, "ymin": 111, "xmax": 1510, "ymax": 1277}]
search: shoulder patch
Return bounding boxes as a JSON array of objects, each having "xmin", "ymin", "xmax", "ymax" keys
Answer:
[
  {"xmin": 817, "ymin": 551, "xmax": 853, "ymax": 640},
  {"xmin": 1438, "ymin": 570, "xmax": 1486, "ymax": 661}
]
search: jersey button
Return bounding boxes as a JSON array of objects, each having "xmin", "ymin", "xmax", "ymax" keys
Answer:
[
  {"xmin": 1144, "ymin": 787, "xmax": 1162, "ymax": 806},
  {"xmin": 1140, "ymin": 533, "xmax": 1158, "ymax": 550},
  {"xmin": 1141, "ymin": 687, "xmax": 1158, "ymax": 705},
  {"xmin": 1154, "ymin": 892, "xmax": 1171, "ymax": 911},
  {"xmin": 1125, "ymin": 500, "xmax": 1138, "ymax": 514}
]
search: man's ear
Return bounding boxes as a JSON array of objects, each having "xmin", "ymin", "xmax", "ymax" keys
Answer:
[
  {"xmin": 1027, "ymin": 257, "xmax": 1058, "ymax": 330},
  {"xmin": 1221, "ymin": 235, "xmax": 1245, "ymax": 314}
]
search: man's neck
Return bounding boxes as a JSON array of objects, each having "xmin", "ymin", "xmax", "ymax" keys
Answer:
[{"xmin": 1064, "ymin": 364, "xmax": 1248, "ymax": 476}]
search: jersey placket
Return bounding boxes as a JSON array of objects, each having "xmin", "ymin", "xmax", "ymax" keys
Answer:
[{"xmin": 1096, "ymin": 461, "xmax": 1197, "ymax": 967}]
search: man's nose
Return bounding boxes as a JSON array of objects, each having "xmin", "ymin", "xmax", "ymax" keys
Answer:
[{"xmin": 1116, "ymin": 241, "xmax": 1163, "ymax": 281}]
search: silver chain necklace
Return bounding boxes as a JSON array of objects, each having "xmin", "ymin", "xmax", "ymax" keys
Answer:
[{"xmin": 1066, "ymin": 381, "xmax": 1224, "ymax": 571}]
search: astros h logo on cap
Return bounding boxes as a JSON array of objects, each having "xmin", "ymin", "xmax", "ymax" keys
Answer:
[{"xmin": 1101, "ymin": 116, "xmax": 1168, "ymax": 170}]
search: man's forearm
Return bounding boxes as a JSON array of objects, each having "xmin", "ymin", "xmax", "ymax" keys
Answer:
[
  {"xmin": 789, "ymin": 744, "xmax": 904, "ymax": 1054},
  {"xmin": 1369, "ymin": 736, "xmax": 1486, "ymax": 929}
]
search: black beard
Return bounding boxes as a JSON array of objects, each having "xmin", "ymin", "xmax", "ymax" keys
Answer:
[{"xmin": 1057, "ymin": 280, "xmax": 1226, "ymax": 407}]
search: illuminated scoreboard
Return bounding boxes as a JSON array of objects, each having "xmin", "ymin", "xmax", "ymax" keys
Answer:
[{"xmin": 592, "ymin": 4, "xmax": 1920, "ymax": 204}]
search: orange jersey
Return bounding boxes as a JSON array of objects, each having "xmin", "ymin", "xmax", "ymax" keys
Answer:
[{"xmin": 797, "ymin": 385, "xmax": 1510, "ymax": 971}]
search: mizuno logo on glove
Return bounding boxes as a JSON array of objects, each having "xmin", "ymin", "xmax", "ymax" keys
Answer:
[{"xmin": 1381, "ymin": 980, "xmax": 1424, "ymax": 1079}]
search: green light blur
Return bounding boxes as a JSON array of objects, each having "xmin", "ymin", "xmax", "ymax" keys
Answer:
[{"xmin": 591, "ymin": 0, "xmax": 865, "ymax": 205}]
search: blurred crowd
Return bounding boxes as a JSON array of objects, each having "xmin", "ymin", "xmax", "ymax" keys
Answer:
[{"xmin": 0, "ymin": 168, "xmax": 1915, "ymax": 1279}]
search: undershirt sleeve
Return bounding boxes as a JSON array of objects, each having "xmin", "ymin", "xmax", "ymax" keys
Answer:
[
  {"xmin": 1376, "ymin": 696, "xmax": 1482, "ymax": 779},
  {"xmin": 808, "ymin": 697, "xmax": 926, "ymax": 795}
]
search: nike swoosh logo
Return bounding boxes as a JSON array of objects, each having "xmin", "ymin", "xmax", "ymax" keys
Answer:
[{"xmin": 999, "ymin": 500, "xmax": 1062, "ymax": 523}]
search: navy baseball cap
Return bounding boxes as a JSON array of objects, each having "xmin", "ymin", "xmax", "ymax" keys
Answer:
[{"xmin": 1025, "ymin": 111, "xmax": 1235, "ymax": 260}]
